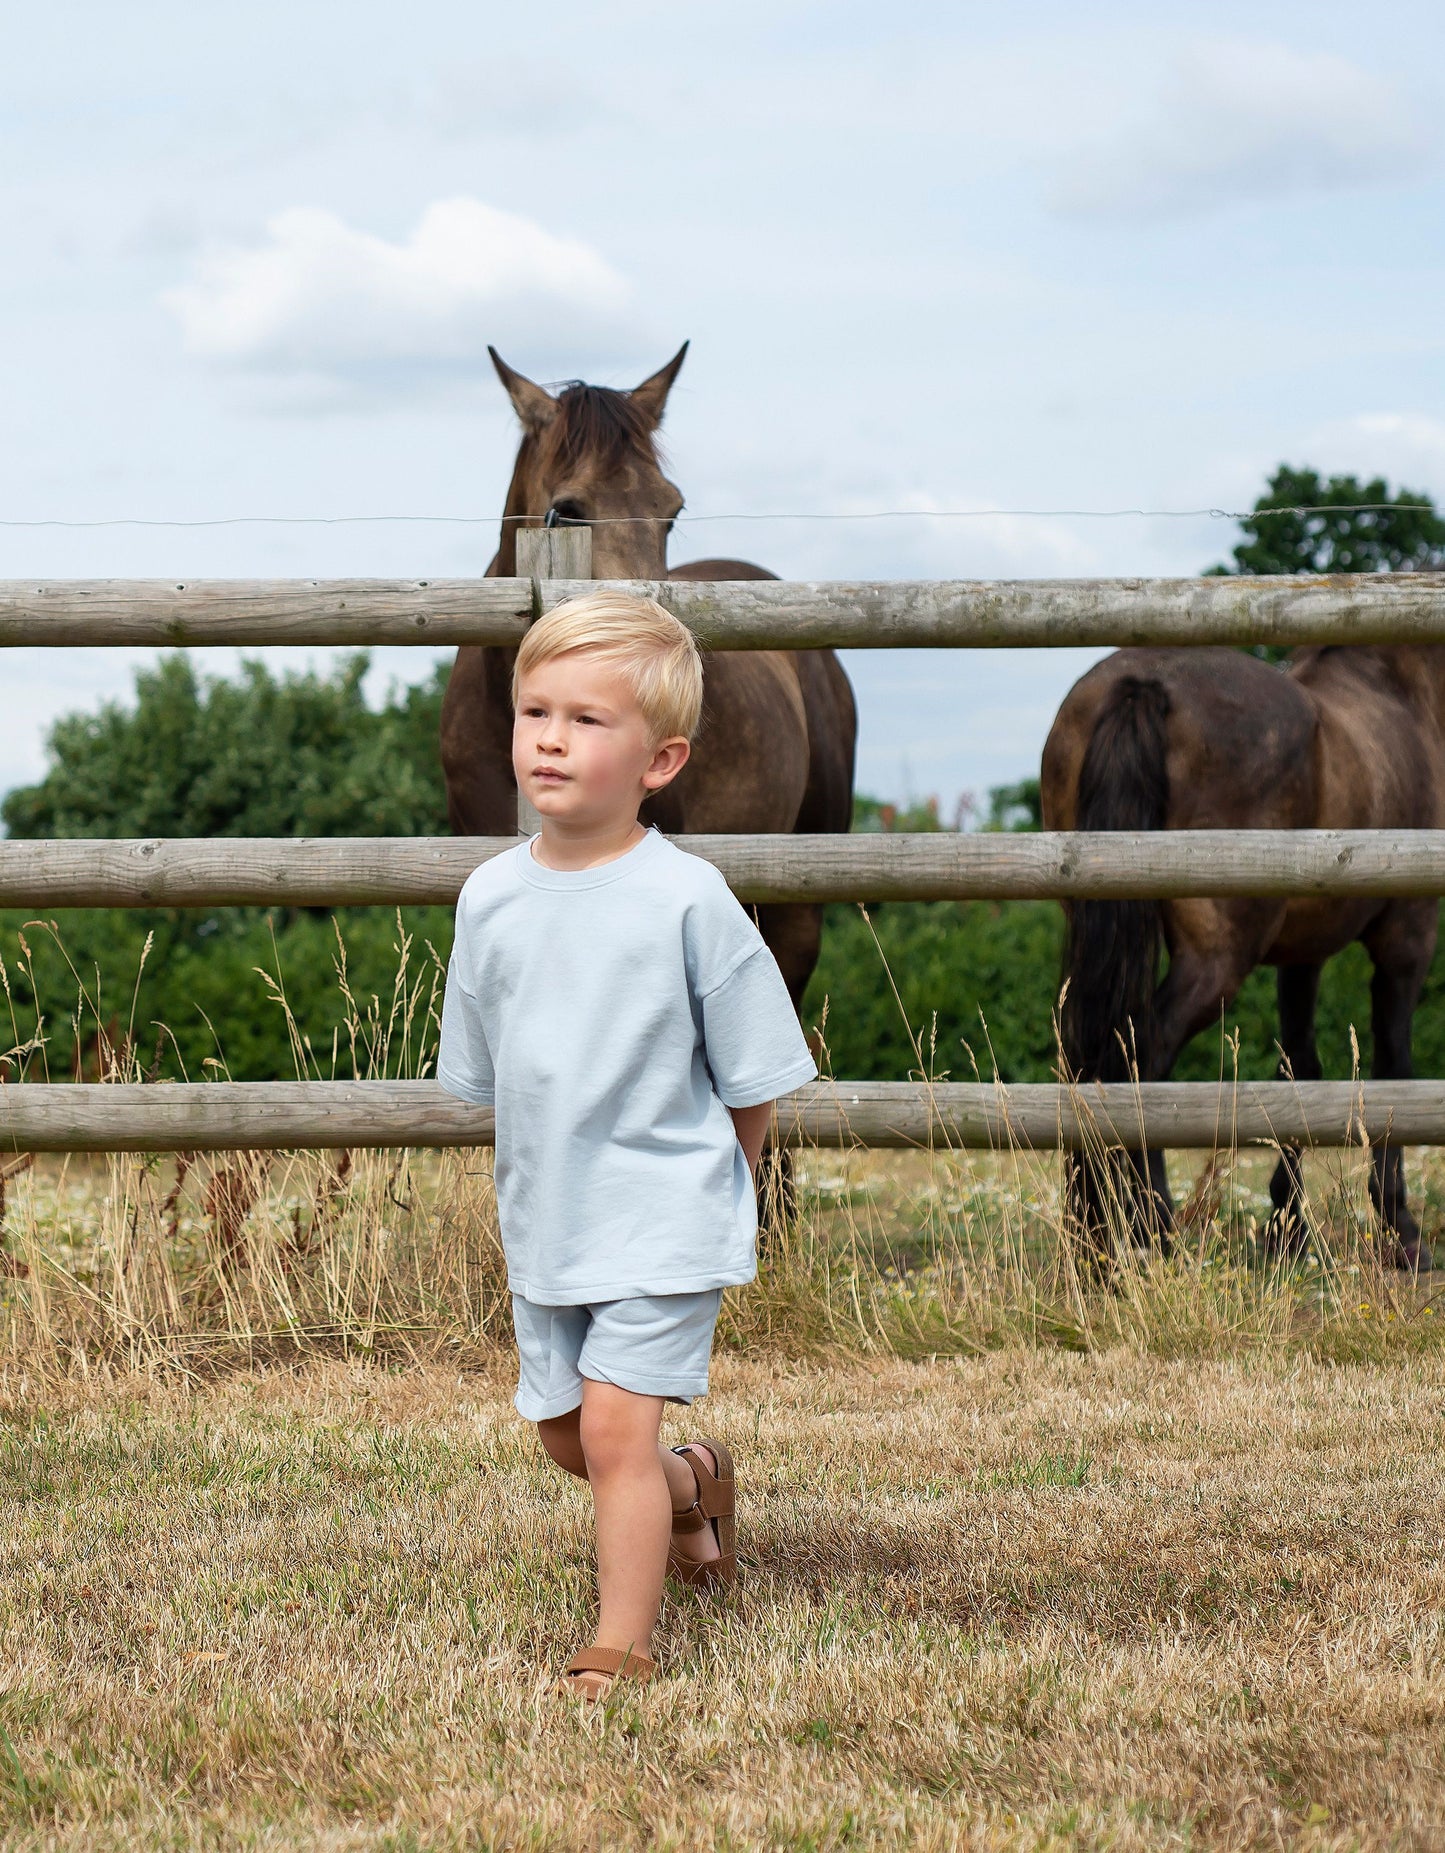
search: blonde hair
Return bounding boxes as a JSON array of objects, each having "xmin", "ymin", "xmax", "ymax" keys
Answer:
[{"xmin": 512, "ymin": 591, "xmax": 704, "ymax": 742}]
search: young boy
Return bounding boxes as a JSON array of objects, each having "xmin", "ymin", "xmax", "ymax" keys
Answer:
[{"xmin": 436, "ymin": 590, "xmax": 817, "ymax": 1699}]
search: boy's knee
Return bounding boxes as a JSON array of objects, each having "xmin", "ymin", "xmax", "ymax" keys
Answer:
[
  {"xmin": 578, "ymin": 1408, "xmax": 626, "ymax": 1475},
  {"xmin": 578, "ymin": 1390, "xmax": 650, "ymax": 1477}
]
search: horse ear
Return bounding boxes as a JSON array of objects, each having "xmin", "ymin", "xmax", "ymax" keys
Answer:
[
  {"xmin": 629, "ymin": 342, "xmax": 689, "ymax": 427},
  {"xmin": 488, "ymin": 347, "xmax": 558, "ymax": 434}
]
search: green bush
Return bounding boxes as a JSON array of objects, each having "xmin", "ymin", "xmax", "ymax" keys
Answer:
[
  {"xmin": 802, "ymin": 898, "xmax": 1445, "ymax": 1085},
  {"xmin": 0, "ymin": 904, "xmax": 455, "ymax": 1082},
  {"xmin": 0, "ymin": 653, "xmax": 456, "ymax": 1082},
  {"xmin": 8, "ymin": 890, "xmax": 1443, "ymax": 1089},
  {"xmin": 2, "ymin": 653, "xmax": 448, "ymax": 841}
]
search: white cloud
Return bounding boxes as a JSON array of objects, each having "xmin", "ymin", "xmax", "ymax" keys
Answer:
[
  {"xmin": 1301, "ymin": 412, "xmax": 1445, "ymax": 500},
  {"xmin": 1050, "ymin": 39, "xmax": 1429, "ymax": 221},
  {"xmin": 161, "ymin": 197, "xmax": 636, "ymax": 396}
]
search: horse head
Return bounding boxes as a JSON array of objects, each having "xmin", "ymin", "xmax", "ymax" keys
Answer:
[{"xmin": 488, "ymin": 344, "xmax": 689, "ymax": 581}]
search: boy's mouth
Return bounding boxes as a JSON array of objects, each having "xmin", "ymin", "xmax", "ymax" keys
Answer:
[{"xmin": 531, "ymin": 767, "xmax": 570, "ymax": 783}]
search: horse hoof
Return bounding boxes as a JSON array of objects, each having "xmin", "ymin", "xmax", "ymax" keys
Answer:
[{"xmin": 1388, "ymin": 1240, "xmax": 1435, "ymax": 1273}]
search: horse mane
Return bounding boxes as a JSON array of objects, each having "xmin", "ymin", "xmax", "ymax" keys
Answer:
[
  {"xmin": 537, "ymin": 382, "xmax": 658, "ymax": 477},
  {"xmin": 493, "ymin": 379, "xmax": 663, "ymax": 570}
]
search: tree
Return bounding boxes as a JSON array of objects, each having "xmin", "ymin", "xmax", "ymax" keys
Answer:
[
  {"xmin": 982, "ymin": 777, "xmax": 1041, "ymax": 832},
  {"xmin": 2, "ymin": 652, "xmax": 450, "ymax": 841},
  {"xmin": 1209, "ymin": 466, "xmax": 1445, "ymax": 578},
  {"xmin": 852, "ymin": 793, "xmax": 951, "ymax": 832},
  {"xmin": 0, "ymin": 656, "xmax": 456, "ymax": 1083},
  {"xmin": 1207, "ymin": 465, "xmax": 1445, "ymax": 664}
]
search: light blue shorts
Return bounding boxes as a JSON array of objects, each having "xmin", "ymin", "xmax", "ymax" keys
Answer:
[{"xmin": 511, "ymin": 1289, "xmax": 723, "ymax": 1422}]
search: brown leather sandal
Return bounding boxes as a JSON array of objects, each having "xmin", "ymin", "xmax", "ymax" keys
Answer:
[
  {"xmin": 667, "ymin": 1437, "xmax": 737, "ymax": 1591},
  {"xmin": 560, "ymin": 1645, "xmax": 656, "ymax": 1701}
]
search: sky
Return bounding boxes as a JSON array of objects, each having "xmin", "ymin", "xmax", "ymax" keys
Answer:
[{"xmin": 4, "ymin": 1, "xmax": 1444, "ymax": 816}]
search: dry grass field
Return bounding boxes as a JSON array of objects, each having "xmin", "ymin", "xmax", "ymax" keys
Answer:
[
  {"xmin": 3, "ymin": 1345, "xmax": 1444, "ymax": 1850},
  {"xmin": 3, "ymin": 1136, "xmax": 1441, "ymax": 1375},
  {"xmin": 3, "ymin": 967, "xmax": 1445, "ymax": 1848}
]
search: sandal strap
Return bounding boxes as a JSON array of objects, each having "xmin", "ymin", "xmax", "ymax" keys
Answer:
[
  {"xmin": 670, "ymin": 1498, "xmax": 709, "ymax": 1536},
  {"xmin": 673, "ymin": 1441, "xmax": 731, "ymax": 1521},
  {"xmin": 564, "ymin": 1646, "xmax": 655, "ymax": 1683}
]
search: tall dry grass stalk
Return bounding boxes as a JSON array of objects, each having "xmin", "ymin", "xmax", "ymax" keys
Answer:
[
  {"xmin": 0, "ymin": 916, "xmax": 512, "ymax": 1375},
  {"xmin": 0, "ymin": 911, "xmax": 1439, "ymax": 1377}
]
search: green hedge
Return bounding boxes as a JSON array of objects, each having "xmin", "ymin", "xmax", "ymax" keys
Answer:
[
  {"xmin": 801, "ymin": 898, "xmax": 1445, "ymax": 1085},
  {"xmin": 0, "ymin": 905, "xmax": 455, "ymax": 1082},
  {"xmin": 8, "ymin": 895, "xmax": 1444, "ymax": 1089}
]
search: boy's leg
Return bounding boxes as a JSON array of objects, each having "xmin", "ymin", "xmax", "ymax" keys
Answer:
[
  {"xmin": 536, "ymin": 1409, "xmax": 586, "ymax": 1477},
  {"xmin": 537, "ymin": 1404, "xmax": 719, "ymax": 1575},
  {"xmin": 578, "ymin": 1379, "xmax": 687, "ymax": 1656},
  {"xmin": 664, "ymin": 1441, "xmax": 725, "ymax": 1574}
]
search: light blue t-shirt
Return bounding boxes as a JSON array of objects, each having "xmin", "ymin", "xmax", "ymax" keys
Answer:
[{"xmin": 436, "ymin": 827, "xmax": 818, "ymax": 1305}]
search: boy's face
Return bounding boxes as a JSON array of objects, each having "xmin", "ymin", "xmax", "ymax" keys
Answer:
[{"xmin": 512, "ymin": 651, "xmax": 689, "ymax": 831}]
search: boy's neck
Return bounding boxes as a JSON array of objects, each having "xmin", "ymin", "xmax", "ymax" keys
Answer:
[{"xmin": 531, "ymin": 814, "xmax": 648, "ymax": 872}]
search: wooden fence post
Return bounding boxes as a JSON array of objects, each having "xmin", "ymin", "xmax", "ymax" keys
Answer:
[{"xmin": 513, "ymin": 525, "xmax": 593, "ymax": 833}]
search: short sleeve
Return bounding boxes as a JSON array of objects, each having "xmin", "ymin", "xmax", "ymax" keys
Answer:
[
  {"xmin": 701, "ymin": 945, "xmax": 818, "ymax": 1108},
  {"xmin": 437, "ymin": 944, "xmax": 496, "ymax": 1105}
]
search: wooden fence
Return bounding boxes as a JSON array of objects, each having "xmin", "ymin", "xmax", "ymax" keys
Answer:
[
  {"xmin": 3, "ymin": 570, "xmax": 1444, "ymax": 649},
  {"xmin": 0, "ymin": 1079, "xmax": 1436, "ymax": 1154},
  {"xmin": 6, "ymin": 555, "xmax": 1445, "ymax": 1153},
  {"xmin": 1, "ymin": 830, "xmax": 1443, "ymax": 908}
]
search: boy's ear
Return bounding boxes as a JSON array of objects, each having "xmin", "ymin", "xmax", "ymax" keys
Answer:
[{"xmin": 642, "ymin": 735, "xmax": 691, "ymax": 792}]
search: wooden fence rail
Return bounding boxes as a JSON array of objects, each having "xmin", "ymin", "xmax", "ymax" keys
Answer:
[
  {"xmin": 4, "ymin": 572, "xmax": 1445, "ymax": 650},
  {"xmin": 0, "ymin": 1079, "xmax": 1435, "ymax": 1153},
  {"xmin": 9, "ymin": 562, "xmax": 1445, "ymax": 1155},
  {"xmin": 1, "ymin": 830, "xmax": 1443, "ymax": 909}
]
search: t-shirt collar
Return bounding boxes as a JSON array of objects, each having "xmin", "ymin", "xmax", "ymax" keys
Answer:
[{"xmin": 515, "ymin": 823, "xmax": 666, "ymax": 891}]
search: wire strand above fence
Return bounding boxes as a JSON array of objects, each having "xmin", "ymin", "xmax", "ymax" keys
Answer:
[{"xmin": 0, "ymin": 503, "xmax": 1424, "ymax": 529}]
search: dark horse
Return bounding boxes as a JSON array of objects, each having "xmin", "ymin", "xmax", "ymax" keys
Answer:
[
  {"xmin": 1042, "ymin": 644, "xmax": 1442, "ymax": 1271},
  {"xmin": 440, "ymin": 343, "xmax": 857, "ymax": 1013}
]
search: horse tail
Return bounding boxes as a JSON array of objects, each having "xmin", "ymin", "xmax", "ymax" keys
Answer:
[{"xmin": 1060, "ymin": 676, "xmax": 1172, "ymax": 1083}]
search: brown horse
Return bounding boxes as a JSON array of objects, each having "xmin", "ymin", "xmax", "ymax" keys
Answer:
[
  {"xmin": 439, "ymin": 344, "xmax": 858, "ymax": 1012},
  {"xmin": 1041, "ymin": 644, "xmax": 1443, "ymax": 1271}
]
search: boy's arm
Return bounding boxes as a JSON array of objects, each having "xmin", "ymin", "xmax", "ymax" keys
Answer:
[
  {"xmin": 729, "ymin": 1101, "xmax": 773, "ymax": 1177},
  {"xmin": 436, "ymin": 910, "xmax": 496, "ymax": 1104}
]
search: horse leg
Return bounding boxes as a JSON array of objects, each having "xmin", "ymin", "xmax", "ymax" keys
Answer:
[
  {"xmin": 1064, "ymin": 931, "xmax": 1253, "ymax": 1272},
  {"xmin": 751, "ymin": 902, "xmax": 825, "ymax": 1017},
  {"xmin": 1139, "ymin": 1148, "xmax": 1175, "ymax": 1254},
  {"xmin": 1363, "ymin": 904, "xmax": 1437, "ymax": 1270},
  {"xmin": 1084, "ymin": 1142, "xmax": 1172, "ymax": 1260},
  {"xmin": 1139, "ymin": 930, "xmax": 1270, "ymax": 1256},
  {"xmin": 1263, "ymin": 963, "xmax": 1323, "ymax": 1258}
]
